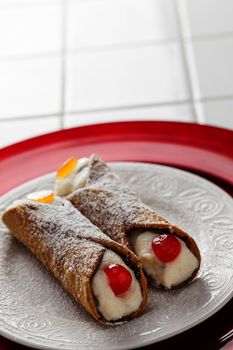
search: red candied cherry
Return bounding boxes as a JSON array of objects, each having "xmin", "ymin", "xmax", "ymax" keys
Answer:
[
  {"xmin": 152, "ymin": 234, "xmax": 181, "ymax": 263},
  {"xmin": 104, "ymin": 264, "xmax": 132, "ymax": 296}
]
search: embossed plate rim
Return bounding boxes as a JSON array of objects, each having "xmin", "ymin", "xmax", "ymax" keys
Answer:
[{"xmin": 0, "ymin": 163, "xmax": 232, "ymax": 350}]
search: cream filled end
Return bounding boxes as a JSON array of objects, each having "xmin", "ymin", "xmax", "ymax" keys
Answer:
[
  {"xmin": 92, "ymin": 249, "xmax": 143, "ymax": 321},
  {"xmin": 130, "ymin": 231, "xmax": 199, "ymax": 289},
  {"xmin": 54, "ymin": 157, "xmax": 89, "ymax": 196}
]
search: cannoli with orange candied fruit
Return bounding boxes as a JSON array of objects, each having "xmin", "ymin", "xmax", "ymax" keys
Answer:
[
  {"xmin": 55, "ymin": 155, "xmax": 201, "ymax": 290},
  {"xmin": 2, "ymin": 191, "xmax": 147, "ymax": 324}
]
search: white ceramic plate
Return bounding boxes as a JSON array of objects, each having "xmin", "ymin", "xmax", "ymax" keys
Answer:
[{"xmin": 0, "ymin": 163, "xmax": 232, "ymax": 350}]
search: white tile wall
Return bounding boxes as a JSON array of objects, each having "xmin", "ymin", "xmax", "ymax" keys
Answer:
[
  {"xmin": 67, "ymin": 0, "xmax": 179, "ymax": 50},
  {"xmin": 0, "ymin": 116, "xmax": 60, "ymax": 148},
  {"xmin": 66, "ymin": 44, "xmax": 189, "ymax": 112},
  {"xmin": 184, "ymin": 0, "xmax": 233, "ymax": 37},
  {"xmin": 0, "ymin": 3, "xmax": 62, "ymax": 57},
  {"xmin": 65, "ymin": 103, "xmax": 195, "ymax": 127},
  {"xmin": 0, "ymin": 0, "xmax": 60, "ymax": 7},
  {"xmin": 0, "ymin": 0, "xmax": 232, "ymax": 148},
  {"xmin": 198, "ymin": 99, "xmax": 233, "ymax": 130},
  {"xmin": 0, "ymin": 57, "xmax": 61, "ymax": 119},
  {"xmin": 191, "ymin": 38, "xmax": 233, "ymax": 99}
]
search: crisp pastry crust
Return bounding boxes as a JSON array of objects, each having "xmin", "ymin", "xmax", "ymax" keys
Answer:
[
  {"xmin": 2, "ymin": 198, "xmax": 147, "ymax": 324},
  {"xmin": 67, "ymin": 155, "xmax": 201, "ymax": 289}
]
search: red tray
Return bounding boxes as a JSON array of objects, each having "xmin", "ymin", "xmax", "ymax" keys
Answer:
[
  {"xmin": 0, "ymin": 121, "xmax": 232, "ymax": 350},
  {"xmin": 1, "ymin": 121, "xmax": 233, "ymax": 196}
]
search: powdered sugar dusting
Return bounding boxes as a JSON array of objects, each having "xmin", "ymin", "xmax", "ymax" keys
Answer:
[
  {"xmin": 68, "ymin": 155, "xmax": 201, "ymax": 289},
  {"xmin": 24, "ymin": 198, "xmax": 114, "ymax": 262},
  {"xmin": 2, "ymin": 195, "xmax": 146, "ymax": 325}
]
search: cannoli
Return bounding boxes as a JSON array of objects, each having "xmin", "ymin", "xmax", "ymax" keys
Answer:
[
  {"xmin": 2, "ymin": 190, "xmax": 147, "ymax": 324},
  {"xmin": 55, "ymin": 155, "xmax": 201, "ymax": 289}
]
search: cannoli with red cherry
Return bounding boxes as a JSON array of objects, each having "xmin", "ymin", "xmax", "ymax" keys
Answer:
[
  {"xmin": 2, "ymin": 190, "xmax": 147, "ymax": 324},
  {"xmin": 55, "ymin": 155, "xmax": 201, "ymax": 289}
]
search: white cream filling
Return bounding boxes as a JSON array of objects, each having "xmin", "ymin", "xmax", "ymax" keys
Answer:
[
  {"xmin": 132, "ymin": 231, "xmax": 199, "ymax": 289},
  {"xmin": 92, "ymin": 250, "xmax": 143, "ymax": 321},
  {"xmin": 54, "ymin": 157, "xmax": 89, "ymax": 196}
]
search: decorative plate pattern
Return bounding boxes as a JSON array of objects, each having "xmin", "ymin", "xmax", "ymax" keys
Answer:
[{"xmin": 0, "ymin": 163, "xmax": 232, "ymax": 350}]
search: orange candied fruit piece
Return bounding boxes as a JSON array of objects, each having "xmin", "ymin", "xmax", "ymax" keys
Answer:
[
  {"xmin": 56, "ymin": 156, "xmax": 78, "ymax": 179},
  {"xmin": 27, "ymin": 190, "xmax": 55, "ymax": 204}
]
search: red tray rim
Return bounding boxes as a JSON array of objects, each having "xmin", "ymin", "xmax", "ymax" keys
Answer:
[{"xmin": 1, "ymin": 121, "xmax": 232, "ymax": 160}]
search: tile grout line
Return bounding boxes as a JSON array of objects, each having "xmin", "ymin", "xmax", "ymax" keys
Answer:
[
  {"xmin": 0, "ymin": 39, "xmax": 178, "ymax": 63},
  {"xmin": 175, "ymin": 0, "xmax": 205, "ymax": 124},
  {"xmin": 59, "ymin": 0, "xmax": 67, "ymax": 129},
  {"xmin": 0, "ymin": 51, "xmax": 63, "ymax": 62},
  {"xmin": 1, "ymin": 32, "xmax": 233, "ymax": 63},
  {"xmin": 65, "ymin": 100, "xmax": 193, "ymax": 115},
  {"xmin": 0, "ymin": 100, "xmax": 192, "ymax": 123},
  {"xmin": 188, "ymin": 31, "xmax": 233, "ymax": 42},
  {"xmin": 2, "ymin": 30, "xmax": 233, "ymax": 63},
  {"xmin": 1, "ymin": 94, "xmax": 233, "ymax": 123},
  {"xmin": 66, "ymin": 38, "xmax": 178, "ymax": 54},
  {"xmin": 174, "ymin": 0, "xmax": 197, "ymax": 122},
  {"xmin": 0, "ymin": 113, "xmax": 62, "ymax": 123}
]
